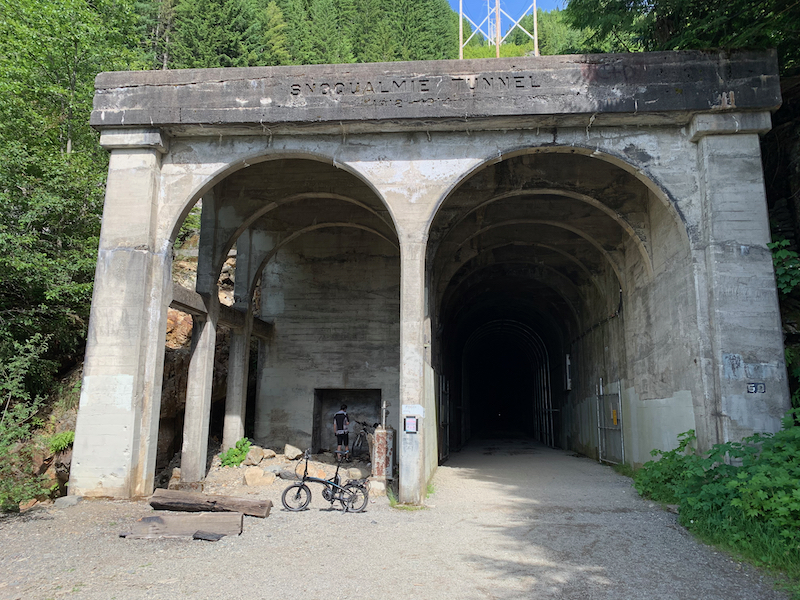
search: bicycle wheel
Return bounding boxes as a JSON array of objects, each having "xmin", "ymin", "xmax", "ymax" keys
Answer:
[
  {"xmin": 343, "ymin": 483, "xmax": 368, "ymax": 512},
  {"xmin": 281, "ymin": 484, "xmax": 311, "ymax": 511},
  {"xmin": 353, "ymin": 433, "xmax": 363, "ymax": 453}
]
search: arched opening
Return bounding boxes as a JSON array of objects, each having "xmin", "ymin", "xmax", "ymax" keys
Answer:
[
  {"xmin": 162, "ymin": 156, "xmax": 401, "ymax": 482},
  {"xmin": 429, "ymin": 149, "xmax": 690, "ymax": 463}
]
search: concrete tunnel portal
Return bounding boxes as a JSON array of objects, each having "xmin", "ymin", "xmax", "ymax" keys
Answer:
[
  {"xmin": 430, "ymin": 150, "xmax": 658, "ymax": 459},
  {"xmin": 70, "ymin": 51, "xmax": 790, "ymax": 504}
]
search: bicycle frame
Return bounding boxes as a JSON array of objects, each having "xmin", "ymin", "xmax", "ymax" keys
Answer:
[{"xmin": 282, "ymin": 450, "xmax": 368, "ymax": 512}]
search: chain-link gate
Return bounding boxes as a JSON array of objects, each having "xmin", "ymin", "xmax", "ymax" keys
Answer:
[{"xmin": 597, "ymin": 392, "xmax": 624, "ymax": 464}]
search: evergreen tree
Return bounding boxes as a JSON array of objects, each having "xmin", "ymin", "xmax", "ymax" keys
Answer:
[
  {"xmin": 308, "ymin": 0, "xmax": 355, "ymax": 64},
  {"xmin": 262, "ymin": 1, "xmax": 292, "ymax": 66},
  {"xmin": 388, "ymin": 0, "xmax": 458, "ymax": 61},
  {"xmin": 352, "ymin": 0, "xmax": 395, "ymax": 62},
  {"xmin": 137, "ymin": 0, "xmax": 177, "ymax": 69},
  {"xmin": 171, "ymin": 0, "xmax": 291, "ymax": 68},
  {"xmin": 277, "ymin": 0, "xmax": 315, "ymax": 64},
  {"xmin": 564, "ymin": 0, "xmax": 799, "ymax": 70}
]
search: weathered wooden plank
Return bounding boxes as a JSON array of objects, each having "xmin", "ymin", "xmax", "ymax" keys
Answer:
[
  {"xmin": 150, "ymin": 488, "xmax": 272, "ymax": 518},
  {"xmin": 121, "ymin": 512, "xmax": 243, "ymax": 539}
]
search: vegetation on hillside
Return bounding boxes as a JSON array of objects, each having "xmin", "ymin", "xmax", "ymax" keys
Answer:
[
  {"xmin": 634, "ymin": 415, "xmax": 800, "ymax": 597},
  {"xmin": 564, "ymin": 0, "xmax": 799, "ymax": 73}
]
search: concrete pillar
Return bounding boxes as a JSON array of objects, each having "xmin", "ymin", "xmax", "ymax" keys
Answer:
[
  {"xmin": 70, "ymin": 129, "xmax": 170, "ymax": 498},
  {"xmin": 398, "ymin": 237, "xmax": 427, "ymax": 504},
  {"xmin": 691, "ymin": 112, "xmax": 790, "ymax": 446},
  {"xmin": 181, "ymin": 294, "xmax": 219, "ymax": 482},
  {"xmin": 222, "ymin": 314, "xmax": 252, "ymax": 450},
  {"xmin": 181, "ymin": 192, "xmax": 222, "ymax": 482}
]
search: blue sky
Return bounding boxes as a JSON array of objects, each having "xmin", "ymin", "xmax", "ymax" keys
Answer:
[{"xmin": 448, "ymin": 0, "xmax": 566, "ymax": 36}]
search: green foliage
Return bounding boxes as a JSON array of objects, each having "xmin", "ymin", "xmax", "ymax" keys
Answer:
[
  {"xmin": 0, "ymin": 0, "xmax": 146, "ymax": 393},
  {"xmin": 170, "ymin": 0, "xmax": 292, "ymax": 68},
  {"xmin": 0, "ymin": 336, "xmax": 49, "ymax": 512},
  {"xmin": 388, "ymin": 0, "xmax": 458, "ymax": 61},
  {"xmin": 219, "ymin": 437, "xmax": 252, "ymax": 467},
  {"xmin": 785, "ymin": 346, "xmax": 800, "ymax": 411},
  {"xmin": 635, "ymin": 415, "xmax": 800, "ymax": 590},
  {"xmin": 770, "ymin": 239, "xmax": 800, "ymax": 297},
  {"xmin": 175, "ymin": 204, "xmax": 203, "ymax": 250},
  {"xmin": 564, "ymin": 0, "xmax": 799, "ymax": 74},
  {"xmin": 634, "ymin": 429, "xmax": 699, "ymax": 503},
  {"xmin": 48, "ymin": 431, "xmax": 75, "ymax": 454}
]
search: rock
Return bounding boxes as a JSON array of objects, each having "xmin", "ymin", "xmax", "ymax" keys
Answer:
[
  {"xmin": 19, "ymin": 499, "xmax": 38, "ymax": 512},
  {"xmin": 348, "ymin": 467, "xmax": 368, "ymax": 480},
  {"xmin": 243, "ymin": 467, "xmax": 276, "ymax": 486},
  {"xmin": 165, "ymin": 308, "xmax": 193, "ymax": 349},
  {"xmin": 55, "ymin": 495, "xmax": 83, "ymax": 509},
  {"xmin": 369, "ymin": 480, "xmax": 387, "ymax": 496},
  {"xmin": 263, "ymin": 464, "xmax": 282, "ymax": 474},
  {"xmin": 262, "ymin": 449, "xmax": 276, "ymax": 459},
  {"xmin": 54, "ymin": 448, "xmax": 72, "ymax": 496},
  {"xmin": 279, "ymin": 468, "xmax": 299, "ymax": 480},
  {"xmin": 167, "ymin": 468, "xmax": 181, "ymax": 490},
  {"xmin": 173, "ymin": 481, "xmax": 204, "ymax": 492},
  {"xmin": 307, "ymin": 466, "xmax": 327, "ymax": 479},
  {"xmin": 284, "ymin": 444, "xmax": 302, "ymax": 460},
  {"xmin": 243, "ymin": 446, "xmax": 266, "ymax": 466}
]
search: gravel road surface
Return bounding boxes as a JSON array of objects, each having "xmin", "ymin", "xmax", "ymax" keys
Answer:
[{"xmin": 0, "ymin": 438, "xmax": 788, "ymax": 600}]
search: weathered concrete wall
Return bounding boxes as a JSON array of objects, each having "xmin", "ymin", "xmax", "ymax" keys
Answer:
[{"xmin": 256, "ymin": 228, "xmax": 400, "ymax": 449}]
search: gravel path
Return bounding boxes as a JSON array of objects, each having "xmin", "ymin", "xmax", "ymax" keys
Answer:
[{"xmin": 0, "ymin": 438, "xmax": 788, "ymax": 600}]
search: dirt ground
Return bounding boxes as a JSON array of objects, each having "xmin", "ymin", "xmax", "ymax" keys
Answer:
[{"xmin": 0, "ymin": 438, "xmax": 789, "ymax": 600}]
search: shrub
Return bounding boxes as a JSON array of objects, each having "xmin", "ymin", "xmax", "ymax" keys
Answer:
[
  {"xmin": 635, "ymin": 412, "xmax": 800, "ymax": 592},
  {"xmin": 219, "ymin": 437, "xmax": 251, "ymax": 467},
  {"xmin": 48, "ymin": 430, "xmax": 75, "ymax": 454},
  {"xmin": 0, "ymin": 336, "xmax": 49, "ymax": 511}
]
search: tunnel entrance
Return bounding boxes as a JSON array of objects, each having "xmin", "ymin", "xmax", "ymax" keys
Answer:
[{"xmin": 428, "ymin": 150, "xmax": 652, "ymax": 460}]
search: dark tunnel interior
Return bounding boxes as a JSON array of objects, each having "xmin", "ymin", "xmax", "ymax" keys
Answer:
[{"xmin": 438, "ymin": 268, "xmax": 571, "ymax": 452}]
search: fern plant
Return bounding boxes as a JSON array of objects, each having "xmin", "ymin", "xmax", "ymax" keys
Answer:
[
  {"xmin": 219, "ymin": 437, "xmax": 251, "ymax": 467},
  {"xmin": 48, "ymin": 431, "xmax": 75, "ymax": 454}
]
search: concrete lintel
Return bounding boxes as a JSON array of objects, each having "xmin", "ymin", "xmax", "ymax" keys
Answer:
[
  {"xmin": 170, "ymin": 283, "xmax": 272, "ymax": 338},
  {"xmin": 92, "ymin": 51, "xmax": 780, "ymax": 132},
  {"xmin": 99, "ymin": 128, "xmax": 169, "ymax": 153},
  {"xmin": 689, "ymin": 112, "xmax": 772, "ymax": 143}
]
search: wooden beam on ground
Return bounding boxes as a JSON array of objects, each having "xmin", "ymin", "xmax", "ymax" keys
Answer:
[
  {"xmin": 121, "ymin": 512, "xmax": 243, "ymax": 539},
  {"xmin": 150, "ymin": 488, "xmax": 273, "ymax": 518}
]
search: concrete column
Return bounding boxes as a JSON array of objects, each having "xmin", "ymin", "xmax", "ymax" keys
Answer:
[
  {"xmin": 70, "ymin": 129, "xmax": 170, "ymax": 498},
  {"xmin": 691, "ymin": 112, "xmax": 790, "ymax": 446},
  {"xmin": 181, "ymin": 294, "xmax": 220, "ymax": 482},
  {"xmin": 398, "ymin": 237, "xmax": 427, "ymax": 504},
  {"xmin": 222, "ymin": 314, "xmax": 252, "ymax": 450}
]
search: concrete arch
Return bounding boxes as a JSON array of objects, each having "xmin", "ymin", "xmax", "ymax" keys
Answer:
[
  {"xmin": 439, "ymin": 189, "xmax": 653, "ymax": 278},
  {"xmin": 437, "ymin": 240, "xmax": 606, "ymax": 301},
  {"xmin": 213, "ymin": 192, "xmax": 397, "ymax": 287},
  {"xmin": 423, "ymin": 143, "xmax": 689, "ymax": 251},
  {"xmin": 451, "ymin": 219, "xmax": 626, "ymax": 294},
  {"xmin": 164, "ymin": 149, "xmax": 400, "ymax": 248},
  {"xmin": 441, "ymin": 260, "xmax": 583, "ymax": 328}
]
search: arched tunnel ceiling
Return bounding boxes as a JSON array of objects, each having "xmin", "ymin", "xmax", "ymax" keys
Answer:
[
  {"xmin": 215, "ymin": 157, "xmax": 397, "ymax": 249},
  {"xmin": 431, "ymin": 152, "xmax": 653, "ymax": 345},
  {"xmin": 205, "ymin": 158, "xmax": 399, "ymax": 299}
]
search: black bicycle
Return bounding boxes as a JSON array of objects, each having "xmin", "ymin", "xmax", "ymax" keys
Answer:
[{"xmin": 281, "ymin": 449, "xmax": 369, "ymax": 512}]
